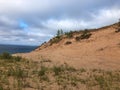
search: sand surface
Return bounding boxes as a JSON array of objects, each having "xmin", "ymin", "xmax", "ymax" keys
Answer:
[{"xmin": 16, "ymin": 23, "xmax": 120, "ymax": 70}]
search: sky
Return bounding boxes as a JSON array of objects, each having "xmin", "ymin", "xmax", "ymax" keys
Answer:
[{"xmin": 0, "ymin": 0, "xmax": 120, "ymax": 46}]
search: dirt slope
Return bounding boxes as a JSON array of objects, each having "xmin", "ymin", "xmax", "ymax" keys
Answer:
[{"xmin": 17, "ymin": 23, "xmax": 120, "ymax": 70}]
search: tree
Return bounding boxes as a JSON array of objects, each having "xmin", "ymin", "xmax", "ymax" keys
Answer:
[
  {"xmin": 57, "ymin": 30, "xmax": 60, "ymax": 37},
  {"xmin": 56, "ymin": 29, "xmax": 64, "ymax": 37},
  {"xmin": 60, "ymin": 29, "xmax": 64, "ymax": 35}
]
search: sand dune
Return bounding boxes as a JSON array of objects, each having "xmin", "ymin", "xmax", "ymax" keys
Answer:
[{"xmin": 17, "ymin": 23, "xmax": 120, "ymax": 70}]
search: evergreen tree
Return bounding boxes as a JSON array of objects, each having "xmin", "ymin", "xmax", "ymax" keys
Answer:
[
  {"xmin": 60, "ymin": 29, "xmax": 63, "ymax": 35},
  {"xmin": 57, "ymin": 30, "xmax": 60, "ymax": 37}
]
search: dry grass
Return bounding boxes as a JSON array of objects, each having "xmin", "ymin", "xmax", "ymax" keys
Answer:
[{"xmin": 0, "ymin": 57, "xmax": 120, "ymax": 90}]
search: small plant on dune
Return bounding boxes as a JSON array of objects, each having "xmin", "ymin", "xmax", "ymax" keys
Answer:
[
  {"xmin": 80, "ymin": 30, "xmax": 92, "ymax": 39},
  {"xmin": 115, "ymin": 19, "xmax": 120, "ymax": 32},
  {"xmin": 65, "ymin": 41, "xmax": 72, "ymax": 45},
  {"xmin": 94, "ymin": 75, "xmax": 108, "ymax": 89},
  {"xmin": 75, "ymin": 30, "xmax": 92, "ymax": 41},
  {"xmin": 38, "ymin": 66, "xmax": 49, "ymax": 81},
  {"xmin": 65, "ymin": 31, "xmax": 73, "ymax": 38},
  {"xmin": 38, "ymin": 66, "xmax": 48, "ymax": 76},
  {"xmin": 0, "ymin": 52, "xmax": 22, "ymax": 62},
  {"xmin": 50, "ymin": 37, "xmax": 62, "ymax": 45},
  {"xmin": 0, "ymin": 52, "xmax": 12, "ymax": 60},
  {"xmin": 50, "ymin": 29, "xmax": 64, "ymax": 45},
  {"xmin": 79, "ymin": 68, "xmax": 86, "ymax": 73},
  {"xmin": 75, "ymin": 36, "xmax": 81, "ymax": 41},
  {"xmin": 13, "ymin": 67, "xmax": 27, "ymax": 79},
  {"xmin": 13, "ymin": 56, "xmax": 22, "ymax": 62},
  {"xmin": 53, "ymin": 65, "xmax": 64, "ymax": 76}
]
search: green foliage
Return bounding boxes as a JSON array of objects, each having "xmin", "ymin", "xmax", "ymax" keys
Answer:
[
  {"xmin": 0, "ymin": 52, "xmax": 22, "ymax": 62},
  {"xmin": 56, "ymin": 29, "xmax": 64, "ymax": 37},
  {"xmin": 38, "ymin": 66, "xmax": 48, "ymax": 76},
  {"xmin": 0, "ymin": 52, "xmax": 12, "ymax": 60},
  {"xmin": 65, "ymin": 31, "xmax": 73, "ymax": 38},
  {"xmin": 53, "ymin": 66, "xmax": 64, "ymax": 76},
  {"xmin": 8, "ymin": 67, "xmax": 27, "ymax": 79},
  {"xmin": 50, "ymin": 37, "xmax": 62, "ymax": 45},
  {"xmin": 79, "ymin": 68, "xmax": 86, "ymax": 73},
  {"xmin": 75, "ymin": 30, "xmax": 92, "ymax": 41},
  {"xmin": 94, "ymin": 75, "xmax": 105, "ymax": 89},
  {"xmin": 0, "ymin": 85, "xmax": 3, "ymax": 90},
  {"xmin": 50, "ymin": 29, "xmax": 64, "ymax": 45},
  {"xmin": 13, "ymin": 56, "xmax": 22, "ymax": 61}
]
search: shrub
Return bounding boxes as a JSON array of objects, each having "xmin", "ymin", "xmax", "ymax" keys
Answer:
[
  {"xmin": 75, "ymin": 30, "xmax": 92, "ymax": 41},
  {"xmin": 80, "ymin": 30, "xmax": 92, "ymax": 39},
  {"xmin": 53, "ymin": 66, "xmax": 64, "ymax": 76},
  {"xmin": 65, "ymin": 41, "xmax": 72, "ymax": 45},
  {"xmin": 65, "ymin": 31, "xmax": 73, "ymax": 38},
  {"xmin": 38, "ymin": 66, "xmax": 48, "ymax": 76},
  {"xmin": 115, "ymin": 19, "xmax": 120, "ymax": 33},
  {"xmin": 94, "ymin": 75, "xmax": 105, "ymax": 89},
  {"xmin": 50, "ymin": 36, "xmax": 62, "ymax": 45},
  {"xmin": 8, "ymin": 67, "xmax": 27, "ymax": 79},
  {"xmin": 75, "ymin": 36, "xmax": 81, "ymax": 41},
  {"xmin": 0, "ymin": 52, "xmax": 22, "ymax": 62},
  {"xmin": 0, "ymin": 52, "xmax": 12, "ymax": 60},
  {"xmin": 115, "ymin": 28, "xmax": 120, "ymax": 33},
  {"xmin": 13, "ymin": 56, "xmax": 22, "ymax": 62}
]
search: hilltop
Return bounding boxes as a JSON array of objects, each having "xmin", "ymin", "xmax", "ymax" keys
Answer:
[{"xmin": 17, "ymin": 22, "xmax": 120, "ymax": 70}]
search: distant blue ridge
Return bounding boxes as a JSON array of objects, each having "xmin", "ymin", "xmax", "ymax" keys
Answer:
[{"xmin": 0, "ymin": 44, "xmax": 38, "ymax": 54}]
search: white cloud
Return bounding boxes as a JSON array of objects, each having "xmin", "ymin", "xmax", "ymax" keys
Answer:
[
  {"xmin": 41, "ymin": 8, "xmax": 120, "ymax": 31},
  {"xmin": 0, "ymin": 0, "xmax": 120, "ymax": 45},
  {"xmin": 90, "ymin": 8, "xmax": 120, "ymax": 27}
]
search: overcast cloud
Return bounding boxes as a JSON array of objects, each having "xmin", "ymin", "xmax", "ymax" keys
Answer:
[{"xmin": 0, "ymin": 0, "xmax": 120, "ymax": 45}]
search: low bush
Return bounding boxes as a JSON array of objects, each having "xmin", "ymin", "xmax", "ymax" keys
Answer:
[
  {"xmin": 0, "ymin": 52, "xmax": 22, "ymax": 62},
  {"xmin": 65, "ymin": 41, "xmax": 72, "ymax": 45},
  {"xmin": 0, "ymin": 52, "xmax": 12, "ymax": 60},
  {"xmin": 50, "ymin": 36, "xmax": 62, "ymax": 45},
  {"xmin": 115, "ymin": 28, "xmax": 120, "ymax": 33},
  {"xmin": 65, "ymin": 31, "xmax": 73, "ymax": 38},
  {"xmin": 38, "ymin": 66, "xmax": 48, "ymax": 76},
  {"xmin": 75, "ymin": 36, "xmax": 81, "ymax": 41},
  {"xmin": 13, "ymin": 56, "xmax": 22, "ymax": 62},
  {"xmin": 53, "ymin": 66, "xmax": 64, "ymax": 76},
  {"xmin": 75, "ymin": 30, "xmax": 92, "ymax": 41}
]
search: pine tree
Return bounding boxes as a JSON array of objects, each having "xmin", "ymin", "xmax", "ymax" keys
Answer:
[{"xmin": 57, "ymin": 30, "xmax": 60, "ymax": 37}]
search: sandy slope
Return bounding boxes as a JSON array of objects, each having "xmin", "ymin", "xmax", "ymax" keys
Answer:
[{"xmin": 17, "ymin": 23, "xmax": 120, "ymax": 70}]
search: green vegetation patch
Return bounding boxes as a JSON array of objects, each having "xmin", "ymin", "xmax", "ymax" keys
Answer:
[{"xmin": 75, "ymin": 30, "xmax": 92, "ymax": 41}]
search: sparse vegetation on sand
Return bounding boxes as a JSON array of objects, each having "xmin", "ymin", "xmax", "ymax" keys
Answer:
[
  {"xmin": 65, "ymin": 31, "xmax": 73, "ymax": 38},
  {"xmin": 49, "ymin": 29, "xmax": 64, "ymax": 45},
  {"xmin": 115, "ymin": 19, "xmax": 120, "ymax": 33},
  {"xmin": 75, "ymin": 30, "xmax": 92, "ymax": 41},
  {"xmin": 0, "ymin": 56, "xmax": 120, "ymax": 90},
  {"xmin": 65, "ymin": 41, "xmax": 72, "ymax": 45},
  {"xmin": 0, "ymin": 52, "xmax": 22, "ymax": 62}
]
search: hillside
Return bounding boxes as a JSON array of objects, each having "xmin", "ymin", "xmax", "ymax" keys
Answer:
[
  {"xmin": 17, "ymin": 22, "xmax": 120, "ymax": 70},
  {"xmin": 1, "ymin": 22, "xmax": 119, "ymax": 90}
]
